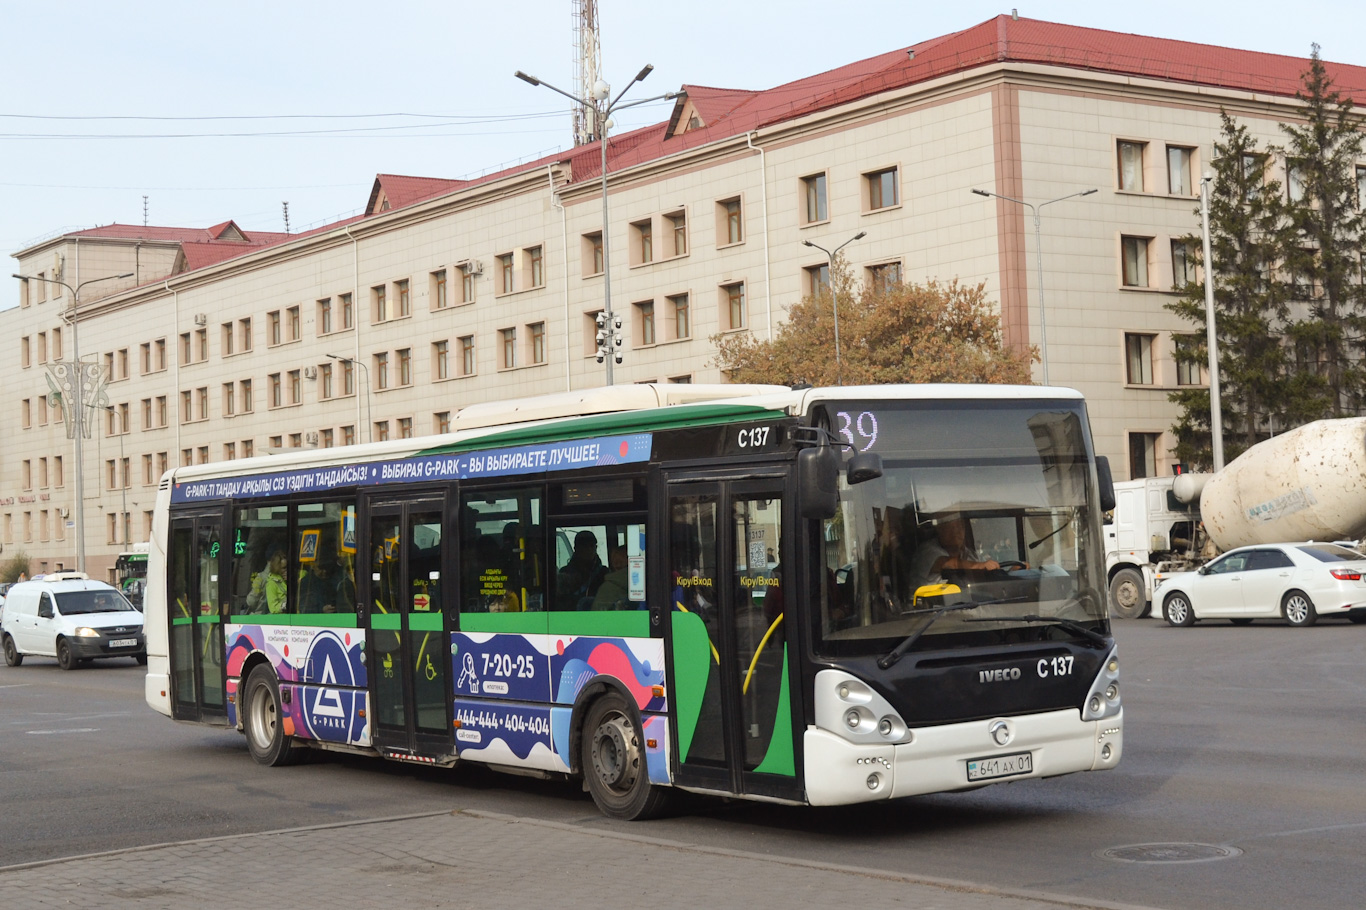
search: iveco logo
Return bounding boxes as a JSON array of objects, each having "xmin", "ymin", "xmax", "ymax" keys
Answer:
[{"xmin": 979, "ymin": 667, "xmax": 1022, "ymax": 683}]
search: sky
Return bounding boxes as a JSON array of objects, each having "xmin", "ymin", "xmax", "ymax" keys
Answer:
[{"xmin": 2, "ymin": 0, "xmax": 1361, "ymax": 306}]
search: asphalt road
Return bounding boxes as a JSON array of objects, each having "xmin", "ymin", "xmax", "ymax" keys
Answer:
[{"xmin": 2, "ymin": 617, "xmax": 1363, "ymax": 910}]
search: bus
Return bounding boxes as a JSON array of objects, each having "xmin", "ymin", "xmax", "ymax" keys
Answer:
[
  {"xmin": 115, "ymin": 547, "xmax": 150, "ymax": 609},
  {"xmin": 144, "ymin": 383, "xmax": 1122, "ymax": 819}
]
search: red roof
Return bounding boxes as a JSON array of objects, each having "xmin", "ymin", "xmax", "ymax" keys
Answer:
[{"xmin": 366, "ymin": 174, "xmax": 469, "ymax": 214}]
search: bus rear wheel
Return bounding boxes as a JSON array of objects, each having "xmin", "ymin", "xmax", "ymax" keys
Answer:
[
  {"xmin": 581, "ymin": 692, "xmax": 670, "ymax": 820},
  {"xmin": 242, "ymin": 665, "xmax": 306, "ymax": 766}
]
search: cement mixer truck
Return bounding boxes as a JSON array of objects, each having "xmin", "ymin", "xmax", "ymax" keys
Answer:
[{"xmin": 1104, "ymin": 418, "xmax": 1366, "ymax": 618}]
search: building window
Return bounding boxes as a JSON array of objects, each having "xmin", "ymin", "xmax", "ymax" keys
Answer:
[
  {"xmin": 155, "ymin": 338, "xmax": 167, "ymax": 370},
  {"xmin": 1117, "ymin": 140, "xmax": 1146, "ymax": 192},
  {"xmin": 397, "ymin": 348, "xmax": 412, "ymax": 386},
  {"xmin": 498, "ymin": 253, "xmax": 515, "ymax": 294},
  {"xmin": 269, "ymin": 373, "xmax": 282, "ymax": 408},
  {"xmin": 142, "ymin": 454, "xmax": 154, "ymax": 485},
  {"xmin": 140, "ymin": 342, "xmax": 152, "ymax": 373},
  {"xmin": 223, "ymin": 383, "xmax": 236, "ymax": 416},
  {"xmin": 21, "ymin": 399, "xmax": 31, "ymax": 429},
  {"xmin": 666, "ymin": 211, "xmax": 687, "ymax": 256},
  {"xmin": 1287, "ymin": 159, "xmax": 1306, "ymax": 203},
  {"xmin": 321, "ymin": 428, "xmax": 334, "ymax": 448},
  {"xmin": 224, "ymin": 442, "xmax": 237, "ymax": 461},
  {"xmin": 396, "ymin": 279, "xmax": 410, "ymax": 318},
  {"xmin": 220, "ymin": 324, "xmax": 234, "ymax": 357},
  {"xmin": 318, "ymin": 297, "xmax": 333, "ymax": 334},
  {"xmin": 458, "ymin": 265, "xmax": 475, "ymax": 303},
  {"xmin": 805, "ymin": 264, "xmax": 830, "ymax": 298},
  {"xmin": 434, "ymin": 411, "xmax": 450, "ymax": 434},
  {"xmin": 180, "ymin": 390, "xmax": 192, "ymax": 422},
  {"xmin": 289, "ymin": 433, "xmax": 302, "ymax": 448},
  {"xmin": 584, "ymin": 232, "xmax": 604, "ymax": 275},
  {"xmin": 341, "ymin": 425, "xmax": 355, "ymax": 446},
  {"xmin": 635, "ymin": 301, "xmax": 655, "ymax": 346},
  {"xmin": 501, "ymin": 328, "xmax": 517, "ymax": 369},
  {"xmin": 434, "ymin": 341, "xmax": 449, "ymax": 380},
  {"xmin": 802, "ymin": 173, "xmax": 828, "ymax": 223},
  {"xmin": 239, "ymin": 317, "xmax": 253, "ymax": 352},
  {"xmin": 670, "ymin": 293, "xmax": 690, "ymax": 340},
  {"xmin": 865, "ymin": 167, "xmax": 899, "ymax": 210},
  {"xmin": 398, "ymin": 417, "xmax": 413, "ymax": 439},
  {"xmin": 340, "ymin": 293, "xmax": 354, "ymax": 329},
  {"xmin": 20, "ymin": 336, "xmax": 30, "ymax": 369},
  {"xmin": 1121, "ymin": 236, "xmax": 1150, "ymax": 287},
  {"xmin": 722, "ymin": 282, "xmax": 747, "ymax": 331},
  {"xmin": 1125, "ymin": 333, "xmax": 1155, "ymax": 385},
  {"xmin": 268, "ymin": 310, "xmax": 282, "ymax": 345},
  {"xmin": 1167, "ymin": 146, "xmax": 1194, "ymax": 196},
  {"xmin": 269, "ymin": 436, "xmax": 282, "ymax": 450},
  {"xmin": 1129, "ymin": 432, "xmax": 1160, "ymax": 480},
  {"xmin": 1357, "ymin": 165, "xmax": 1366, "ymax": 210},
  {"xmin": 157, "ymin": 395, "xmax": 168, "ymax": 425},
  {"xmin": 1174, "ymin": 334, "xmax": 1202, "ymax": 386},
  {"xmin": 289, "ymin": 369, "xmax": 302, "ymax": 404},
  {"xmin": 374, "ymin": 420, "xmax": 390, "ymax": 442},
  {"xmin": 719, "ymin": 198, "xmax": 743, "ymax": 245},
  {"xmin": 868, "ymin": 261, "xmax": 902, "ymax": 293},
  {"xmin": 529, "ymin": 322, "xmax": 546, "ymax": 365},
  {"xmin": 179, "ymin": 333, "xmax": 191, "ymax": 365},
  {"xmin": 320, "ymin": 363, "xmax": 334, "ymax": 398},
  {"xmin": 239, "ymin": 381, "xmax": 252, "ymax": 414},
  {"xmin": 632, "ymin": 220, "xmax": 653, "ymax": 264},
  {"xmin": 375, "ymin": 352, "xmax": 389, "ymax": 390},
  {"xmin": 52, "ymin": 328, "xmax": 61, "ymax": 360},
  {"xmin": 1171, "ymin": 240, "xmax": 1196, "ymax": 287},
  {"xmin": 527, "ymin": 246, "xmax": 544, "ymax": 288},
  {"xmin": 341, "ymin": 360, "xmax": 354, "ymax": 396},
  {"xmin": 432, "ymin": 270, "xmax": 448, "ymax": 310},
  {"xmin": 460, "ymin": 336, "xmax": 475, "ymax": 376}
]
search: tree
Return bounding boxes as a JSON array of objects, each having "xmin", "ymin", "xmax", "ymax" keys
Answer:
[
  {"xmin": 1280, "ymin": 45, "xmax": 1366, "ymax": 416},
  {"xmin": 1165, "ymin": 111, "xmax": 1318, "ymax": 468},
  {"xmin": 0, "ymin": 552, "xmax": 30, "ymax": 584},
  {"xmin": 713, "ymin": 267, "xmax": 1034, "ymax": 386}
]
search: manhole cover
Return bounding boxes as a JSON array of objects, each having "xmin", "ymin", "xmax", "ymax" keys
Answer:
[{"xmin": 1099, "ymin": 843, "xmax": 1242, "ymax": 864}]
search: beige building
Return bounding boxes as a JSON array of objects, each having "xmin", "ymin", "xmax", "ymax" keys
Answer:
[{"xmin": 5, "ymin": 15, "xmax": 1365, "ymax": 580}]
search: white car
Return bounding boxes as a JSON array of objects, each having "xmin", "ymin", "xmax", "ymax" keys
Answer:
[
  {"xmin": 1, "ymin": 573, "xmax": 145, "ymax": 669},
  {"xmin": 1156, "ymin": 543, "xmax": 1366, "ymax": 627}
]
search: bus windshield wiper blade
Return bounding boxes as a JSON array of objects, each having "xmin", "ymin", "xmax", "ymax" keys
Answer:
[
  {"xmin": 877, "ymin": 596, "xmax": 1027, "ymax": 669},
  {"xmin": 962, "ymin": 614, "xmax": 1109, "ymax": 646}
]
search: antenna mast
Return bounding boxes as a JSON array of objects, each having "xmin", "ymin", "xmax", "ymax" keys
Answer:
[{"xmin": 572, "ymin": 0, "xmax": 603, "ymax": 146}]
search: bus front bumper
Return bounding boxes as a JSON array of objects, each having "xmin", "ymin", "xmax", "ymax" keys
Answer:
[{"xmin": 803, "ymin": 707, "xmax": 1123, "ymax": 806}]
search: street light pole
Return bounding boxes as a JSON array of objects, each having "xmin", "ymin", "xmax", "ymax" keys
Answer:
[
  {"xmin": 801, "ymin": 232, "xmax": 865, "ymax": 385},
  {"xmin": 102, "ymin": 405, "xmax": 127, "ymax": 545},
  {"xmin": 13, "ymin": 271, "xmax": 133, "ymax": 574},
  {"xmin": 516, "ymin": 65, "xmax": 677, "ymax": 385},
  {"xmin": 325, "ymin": 353, "xmax": 372, "ymax": 443},
  {"xmin": 970, "ymin": 187, "xmax": 1097, "ymax": 386},
  {"xmin": 1199, "ymin": 174, "xmax": 1225, "ymax": 471}
]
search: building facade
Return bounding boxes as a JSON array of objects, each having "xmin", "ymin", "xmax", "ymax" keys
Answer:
[{"xmin": 4, "ymin": 15, "xmax": 1365, "ymax": 580}]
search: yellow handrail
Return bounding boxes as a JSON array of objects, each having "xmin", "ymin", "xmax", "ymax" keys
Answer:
[{"xmin": 742, "ymin": 614, "xmax": 784, "ymax": 695}]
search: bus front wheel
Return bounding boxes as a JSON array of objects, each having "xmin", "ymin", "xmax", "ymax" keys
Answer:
[
  {"xmin": 242, "ymin": 665, "xmax": 307, "ymax": 766},
  {"xmin": 581, "ymin": 693, "xmax": 670, "ymax": 820}
]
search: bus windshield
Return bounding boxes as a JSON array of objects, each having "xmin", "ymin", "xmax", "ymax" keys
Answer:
[{"xmin": 815, "ymin": 398, "xmax": 1107, "ymax": 655}]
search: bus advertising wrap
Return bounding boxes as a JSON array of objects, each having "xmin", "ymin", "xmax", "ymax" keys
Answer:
[{"xmin": 171, "ymin": 434, "xmax": 653, "ymax": 504}]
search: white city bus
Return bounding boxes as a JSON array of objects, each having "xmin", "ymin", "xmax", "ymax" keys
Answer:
[{"xmin": 144, "ymin": 383, "xmax": 1122, "ymax": 819}]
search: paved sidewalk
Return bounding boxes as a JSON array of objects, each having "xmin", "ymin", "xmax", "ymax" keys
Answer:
[{"xmin": 0, "ymin": 809, "xmax": 1164, "ymax": 910}]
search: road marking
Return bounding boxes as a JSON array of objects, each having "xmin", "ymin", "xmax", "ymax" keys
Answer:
[{"xmin": 27, "ymin": 728, "xmax": 100, "ymax": 735}]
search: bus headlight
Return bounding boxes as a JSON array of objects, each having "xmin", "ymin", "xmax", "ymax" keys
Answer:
[
  {"xmin": 1081, "ymin": 646, "xmax": 1122, "ymax": 721},
  {"xmin": 815, "ymin": 670, "xmax": 913, "ymax": 745}
]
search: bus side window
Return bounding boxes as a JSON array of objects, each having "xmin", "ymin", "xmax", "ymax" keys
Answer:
[
  {"xmin": 459, "ymin": 487, "xmax": 544, "ymax": 613},
  {"xmin": 231, "ymin": 504, "xmax": 289, "ymax": 616}
]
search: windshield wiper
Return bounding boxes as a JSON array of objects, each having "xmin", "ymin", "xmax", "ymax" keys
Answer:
[
  {"xmin": 878, "ymin": 596, "xmax": 1028, "ymax": 669},
  {"xmin": 962, "ymin": 614, "xmax": 1109, "ymax": 646}
]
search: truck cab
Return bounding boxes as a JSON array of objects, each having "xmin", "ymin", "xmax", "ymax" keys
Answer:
[{"xmin": 1104, "ymin": 477, "xmax": 1205, "ymax": 618}]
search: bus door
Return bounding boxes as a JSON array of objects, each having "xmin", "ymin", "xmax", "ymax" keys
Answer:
[
  {"xmin": 661, "ymin": 470, "xmax": 800, "ymax": 801},
  {"xmin": 167, "ymin": 509, "xmax": 228, "ymax": 723},
  {"xmin": 360, "ymin": 494, "xmax": 452, "ymax": 760}
]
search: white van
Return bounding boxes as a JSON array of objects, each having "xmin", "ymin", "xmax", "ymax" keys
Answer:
[{"xmin": 1, "ymin": 574, "xmax": 145, "ymax": 670}]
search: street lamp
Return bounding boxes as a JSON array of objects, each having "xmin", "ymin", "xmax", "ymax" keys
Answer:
[
  {"xmin": 801, "ymin": 231, "xmax": 866, "ymax": 385},
  {"xmin": 970, "ymin": 187, "xmax": 1096, "ymax": 386},
  {"xmin": 12, "ymin": 270, "xmax": 133, "ymax": 573},
  {"xmin": 516, "ymin": 64, "xmax": 678, "ymax": 385},
  {"xmin": 325, "ymin": 353, "xmax": 372, "ymax": 443},
  {"xmin": 102, "ymin": 405, "xmax": 127, "ymax": 546}
]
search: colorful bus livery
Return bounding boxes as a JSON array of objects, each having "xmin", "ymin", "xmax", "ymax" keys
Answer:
[{"xmin": 144, "ymin": 383, "xmax": 1124, "ymax": 819}]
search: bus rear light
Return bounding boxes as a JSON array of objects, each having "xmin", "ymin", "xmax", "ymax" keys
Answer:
[
  {"xmin": 1330, "ymin": 568, "xmax": 1362, "ymax": 580},
  {"xmin": 651, "ymin": 685, "xmax": 665, "ymax": 697},
  {"xmin": 646, "ymin": 739, "xmax": 657, "ymax": 748}
]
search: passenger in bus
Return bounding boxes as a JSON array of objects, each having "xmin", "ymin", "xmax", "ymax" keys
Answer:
[
  {"xmin": 246, "ymin": 545, "xmax": 289, "ymax": 614},
  {"xmin": 299, "ymin": 554, "xmax": 342, "ymax": 614},
  {"xmin": 557, "ymin": 530, "xmax": 604, "ymax": 610},
  {"xmin": 910, "ymin": 516, "xmax": 999, "ymax": 591},
  {"xmin": 590, "ymin": 544, "xmax": 632, "ymax": 610}
]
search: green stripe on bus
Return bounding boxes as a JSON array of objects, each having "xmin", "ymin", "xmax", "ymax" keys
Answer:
[
  {"xmin": 171, "ymin": 617, "xmax": 194, "ymax": 626},
  {"xmin": 671, "ymin": 611, "xmax": 712, "ymax": 763},
  {"xmin": 752, "ymin": 647, "xmax": 795, "ymax": 777},
  {"xmin": 408, "ymin": 612, "xmax": 443, "ymax": 632},
  {"xmin": 225, "ymin": 614, "xmax": 358, "ymax": 628},
  {"xmin": 460, "ymin": 613, "xmax": 548, "ymax": 635},
  {"xmin": 547, "ymin": 611, "xmax": 649, "ymax": 638},
  {"xmin": 371, "ymin": 614, "xmax": 402, "ymax": 631},
  {"xmin": 417, "ymin": 404, "xmax": 786, "ymax": 455}
]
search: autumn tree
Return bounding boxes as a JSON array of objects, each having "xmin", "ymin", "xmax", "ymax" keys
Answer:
[
  {"xmin": 713, "ymin": 267, "xmax": 1034, "ymax": 386},
  {"xmin": 1279, "ymin": 45, "xmax": 1366, "ymax": 416}
]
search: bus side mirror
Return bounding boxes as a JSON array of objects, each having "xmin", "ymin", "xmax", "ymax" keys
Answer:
[
  {"xmin": 846, "ymin": 452, "xmax": 883, "ymax": 485},
  {"xmin": 798, "ymin": 445, "xmax": 838, "ymax": 520},
  {"xmin": 1096, "ymin": 456, "xmax": 1116, "ymax": 513}
]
